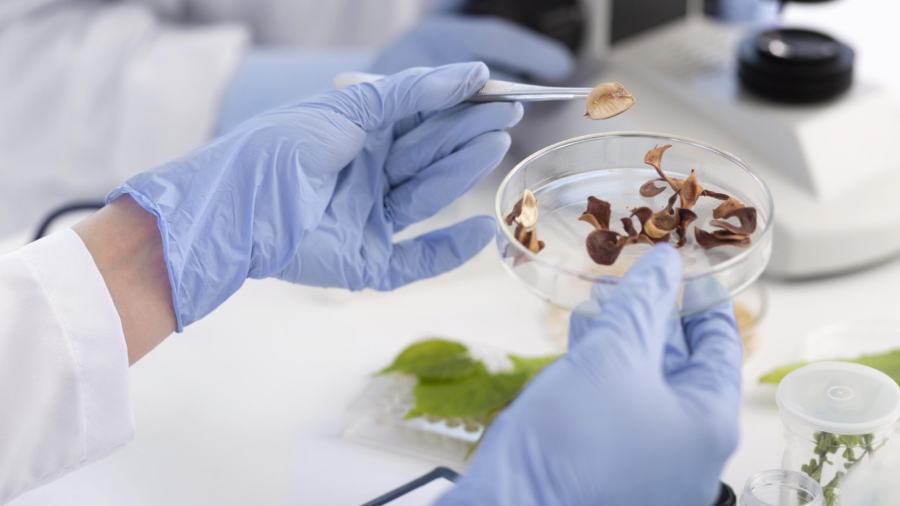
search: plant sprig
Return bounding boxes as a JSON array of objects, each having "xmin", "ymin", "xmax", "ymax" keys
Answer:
[{"xmin": 800, "ymin": 431, "xmax": 887, "ymax": 506}]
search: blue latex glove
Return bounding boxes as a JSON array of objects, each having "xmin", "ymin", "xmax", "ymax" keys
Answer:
[
  {"xmin": 436, "ymin": 245, "xmax": 743, "ymax": 506},
  {"xmin": 109, "ymin": 63, "xmax": 523, "ymax": 330},
  {"xmin": 372, "ymin": 16, "xmax": 575, "ymax": 83}
]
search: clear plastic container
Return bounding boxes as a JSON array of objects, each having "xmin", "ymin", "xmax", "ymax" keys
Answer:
[
  {"xmin": 776, "ymin": 362, "xmax": 900, "ymax": 505},
  {"xmin": 495, "ymin": 132, "xmax": 774, "ymax": 317},
  {"xmin": 740, "ymin": 470, "xmax": 824, "ymax": 506}
]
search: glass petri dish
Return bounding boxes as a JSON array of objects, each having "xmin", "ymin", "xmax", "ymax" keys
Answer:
[{"xmin": 495, "ymin": 132, "xmax": 774, "ymax": 317}]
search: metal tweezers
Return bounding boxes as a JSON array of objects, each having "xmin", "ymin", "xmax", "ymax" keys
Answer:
[{"xmin": 333, "ymin": 72, "xmax": 593, "ymax": 103}]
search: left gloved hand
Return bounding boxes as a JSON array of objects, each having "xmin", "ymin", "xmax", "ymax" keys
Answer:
[
  {"xmin": 372, "ymin": 15, "xmax": 575, "ymax": 83},
  {"xmin": 435, "ymin": 245, "xmax": 743, "ymax": 506},
  {"xmin": 111, "ymin": 63, "xmax": 522, "ymax": 330}
]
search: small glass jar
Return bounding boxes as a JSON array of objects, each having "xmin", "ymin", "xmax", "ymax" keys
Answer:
[
  {"xmin": 776, "ymin": 362, "xmax": 900, "ymax": 506},
  {"xmin": 740, "ymin": 470, "xmax": 824, "ymax": 506}
]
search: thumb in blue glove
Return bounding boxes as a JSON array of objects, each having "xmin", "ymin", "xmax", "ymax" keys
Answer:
[{"xmin": 436, "ymin": 244, "xmax": 743, "ymax": 506}]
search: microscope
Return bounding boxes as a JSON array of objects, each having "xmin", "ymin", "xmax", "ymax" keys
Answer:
[{"xmin": 464, "ymin": 0, "xmax": 900, "ymax": 279}]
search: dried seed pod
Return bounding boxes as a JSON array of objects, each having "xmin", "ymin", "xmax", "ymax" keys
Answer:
[
  {"xmin": 504, "ymin": 199, "xmax": 522, "ymax": 226},
  {"xmin": 584, "ymin": 82, "xmax": 635, "ymax": 120},
  {"xmin": 675, "ymin": 208, "xmax": 698, "ymax": 249},
  {"xmin": 640, "ymin": 178, "xmax": 668, "ymax": 197},
  {"xmin": 694, "ymin": 227, "xmax": 751, "ymax": 249},
  {"xmin": 515, "ymin": 224, "xmax": 546, "ymax": 254},
  {"xmin": 640, "ymin": 177, "xmax": 686, "ymax": 198},
  {"xmin": 680, "ymin": 171, "xmax": 703, "ymax": 210},
  {"xmin": 630, "ymin": 206, "xmax": 669, "ymax": 243},
  {"xmin": 516, "ymin": 190, "xmax": 539, "ymax": 228},
  {"xmin": 712, "ymin": 230, "xmax": 751, "ymax": 240},
  {"xmin": 712, "ymin": 197, "xmax": 744, "ymax": 219},
  {"xmin": 710, "ymin": 206, "xmax": 757, "ymax": 236},
  {"xmin": 585, "ymin": 229, "xmax": 626, "ymax": 265},
  {"xmin": 644, "ymin": 144, "xmax": 682, "ymax": 191},
  {"xmin": 505, "ymin": 190, "xmax": 539, "ymax": 227},
  {"xmin": 579, "ymin": 196, "xmax": 612, "ymax": 230},
  {"xmin": 621, "ymin": 216, "xmax": 638, "ymax": 237},
  {"xmin": 702, "ymin": 190, "xmax": 730, "ymax": 201},
  {"xmin": 644, "ymin": 192, "xmax": 679, "ymax": 240}
]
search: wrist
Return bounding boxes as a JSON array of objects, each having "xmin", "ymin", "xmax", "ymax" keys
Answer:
[{"xmin": 73, "ymin": 195, "xmax": 176, "ymax": 364}]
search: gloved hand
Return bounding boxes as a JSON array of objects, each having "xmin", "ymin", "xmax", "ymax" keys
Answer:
[
  {"xmin": 372, "ymin": 16, "xmax": 575, "ymax": 83},
  {"xmin": 110, "ymin": 62, "xmax": 523, "ymax": 330},
  {"xmin": 436, "ymin": 245, "xmax": 743, "ymax": 506}
]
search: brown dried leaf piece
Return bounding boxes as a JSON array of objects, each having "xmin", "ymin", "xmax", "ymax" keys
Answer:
[
  {"xmin": 643, "ymin": 192, "xmax": 680, "ymax": 240},
  {"xmin": 586, "ymin": 229, "xmax": 627, "ymax": 265},
  {"xmin": 710, "ymin": 206, "xmax": 757, "ymax": 236},
  {"xmin": 584, "ymin": 82, "xmax": 635, "ymax": 120},
  {"xmin": 640, "ymin": 178, "xmax": 668, "ymax": 197},
  {"xmin": 621, "ymin": 216, "xmax": 638, "ymax": 237},
  {"xmin": 516, "ymin": 190, "xmax": 539, "ymax": 228},
  {"xmin": 505, "ymin": 190, "xmax": 539, "ymax": 228},
  {"xmin": 712, "ymin": 197, "xmax": 745, "ymax": 219},
  {"xmin": 504, "ymin": 199, "xmax": 522, "ymax": 226},
  {"xmin": 515, "ymin": 224, "xmax": 545, "ymax": 254},
  {"xmin": 694, "ymin": 227, "xmax": 751, "ymax": 249},
  {"xmin": 630, "ymin": 206, "xmax": 668, "ymax": 243},
  {"xmin": 675, "ymin": 208, "xmax": 698, "ymax": 249},
  {"xmin": 680, "ymin": 171, "xmax": 703, "ymax": 210},
  {"xmin": 579, "ymin": 196, "xmax": 612, "ymax": 230},
  {"xmin": 644, "ymin": 144, "xmax": 682, "ymax": 192}
]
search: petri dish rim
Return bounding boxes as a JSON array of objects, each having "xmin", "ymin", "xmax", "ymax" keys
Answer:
[{"xmin": 494, "ymin": 131, "xmax": 775, "ymax": 285}]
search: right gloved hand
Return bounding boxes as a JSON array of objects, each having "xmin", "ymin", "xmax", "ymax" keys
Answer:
[
  {"xmin": 436, "ymin": 245, "xmax": 743, "ymax": 506},
  {"xmin": 371, "ymin": 16, "xmax": 575, "ymax": 83},
  {"xmin": 110, "ymin": 63, "xmax": 521, "ymax": 331}
]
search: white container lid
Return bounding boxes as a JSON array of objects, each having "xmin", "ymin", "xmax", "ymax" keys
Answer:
[{"xmin": 776, "ymin": 362, "xmax": 900, "ymax": 435}]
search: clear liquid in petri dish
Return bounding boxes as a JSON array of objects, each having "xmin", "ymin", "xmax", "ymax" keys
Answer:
[{"xmin": 529, "ymin": 168, "xmax": 754, "ymax": 277}]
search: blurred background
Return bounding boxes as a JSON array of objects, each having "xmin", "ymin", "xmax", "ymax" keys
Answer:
[{"xmin": 3, "ymin": 0, "xmax": 900, "ymax": 504}]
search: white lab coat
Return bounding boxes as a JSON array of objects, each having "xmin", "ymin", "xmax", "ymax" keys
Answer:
[
  {"xmin": 0, "ymin": 228, "xmax": 132, "ymax": 505},
  {"xmin": 0, "ymin": 0, "xmax": 432, "ymax": 238}
]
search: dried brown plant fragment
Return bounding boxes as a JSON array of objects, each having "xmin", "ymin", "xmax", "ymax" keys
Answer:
[
  {"xmin": 710, "ymin": 206, "xmax": 757, "ymax": 236},
  {"xmin": 515, "ymin": 224, "xmax": 546, "ymax": 254},
  {"xmin": 584, "ymin": 82, "xmax": 635, "ymax": 120},
  {"xmin": 679, "ymin": 171, "xmax": 704, "ymax": 210},
  {"xmin": 586, "ymin": 229, "xmax": 627, "ymax": 265},
  {"xmin": 694, "ymin": 228, "xmax": 751, "ymax": 249},
  {"xmin": 675, "ymin": 208, "xmax": 698, "ymax": 249},
  {"xmin": 505, "ymin": 190, "xmax": 539, "ymax": 228},
  {"xmin": 579, "ymin": 196, "xmax": 612, "ymax": 230}
]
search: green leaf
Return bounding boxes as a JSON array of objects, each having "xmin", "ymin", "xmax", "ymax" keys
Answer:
[
  {"xmin": 409, "ymin": 363, "xmax": 531, "ymax": 419},
  {"xmin": 759, "ymin": 362, "xmax": 809, "ymax": 385},
  {"xmin": 759, "ymin": 349, "xmax": 900, "ymax": 386},
  {"xmin": 852, "ymin": 350, "xmax": 900, "ymax": 385},
  {"xmin": 510, "ymin": 354, "xmax": 560, "ymax": 379},
  {"xmin": 380, "ymin": 338, "xmax": 478, "ymax": 381}
]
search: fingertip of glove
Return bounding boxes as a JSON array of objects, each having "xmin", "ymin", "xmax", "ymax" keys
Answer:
[
  {"xmin": 510, "ymin": 101, "xmax": 525, "ymax": 126},
  {"xmin": 445, "ymin": 61, "xmax": 490, "ymax": 92},
  {"xmin": 461, "ymin": 215, "xmax": 496, "ymax": 239},
  {"xmin": 618, "ymin": 244, "xmax": 682, "ymax": 299}
]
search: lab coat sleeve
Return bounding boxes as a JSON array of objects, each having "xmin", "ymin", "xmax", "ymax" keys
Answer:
[
  {"xmin": 0, "ymin": 1, "xmax": 250, "ymax": 234},
  {"xmin": 0, "ymin": 229, "xmax": 133, "ymax": 505}
]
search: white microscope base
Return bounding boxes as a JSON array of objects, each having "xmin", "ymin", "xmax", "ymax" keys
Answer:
[{"xmin": 515, "ymin": 18, "xmax": 900, "ymax": 278}]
